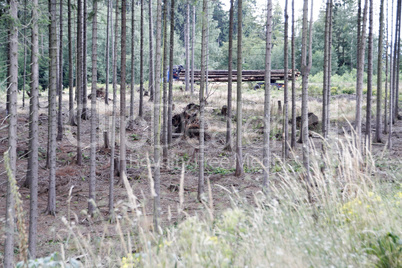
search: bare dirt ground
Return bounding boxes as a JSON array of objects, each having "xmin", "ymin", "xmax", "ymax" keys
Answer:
[{"xmin": 0, "ymin": 83, "xmax": 401, "ymax": 260}]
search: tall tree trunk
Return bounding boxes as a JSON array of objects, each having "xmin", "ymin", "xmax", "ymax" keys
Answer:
[
  {"xmin": 291, "ymin": 0, "xmax": 296, "ymax": 148},
  {"xmin": 262, "ymin": 0, "xmax": 272, "ymax": 190},
  {"xmin": 139, "ymin": 0, "xmax": 144, "ymax": 116},
  {"xmin": 104, "ymin": 0, "xmax": 111, "ymax": 148},
  {"xmin": 76, "ymin": 0, "xmax": 83, "ymax": 165},
  {"xmin": 153, "ymin": 0, "xmax": 162, "ymax": 230},
  {"xmin": 148, "ymin": 0, "xmax": 154, "ymax": 101},
  {"xmin": 28, "ymin": 0, "xmax": 39, "ymax": 258},
  {"xmin": 22, "ymin": 0, "xmax": 27, "ymax": 109},
  {"xmin": 224, "ymin": 0, "xmax": 234, "ymax": 152},
  {"xmin": 300, "ymin": 0, "xmax": 313, "ymax": 183},
  {"xmin": 89, "ymin": 0, "xmax": 98, "ymax": 216},
  {"xmin": 234, "ymin": 0, "xmax": 244, "ymax": 177},
  {"xmin": 388, "ymin": 0, "xmax": 395, "ymax": 149},
  {"xmin": 120, "ymin": 0, "xmax": 127, "ymax": 183},
  {"xmin": 68, "ymin": 0, "xmax": 76, "ymax": 126},
  {"xmin": 205, "ymin": 3, "xmax": 209, "ymax": 97},
  {"xmin": 384, "ymin": 0, "xmax": 389, "ymax": 135},
  {"xmin": 327, "ymin": 1, "xmax": 333, "ymax": 132},
  {"xmin": 162, "ymin": 0, "xmax": 168, "ymax": 160},
  {"xmin": 185, "ymin": 2, "xmax": 190, "ymax": 92},
  {"xmin": 57, "ymin": 0, "xmax": 63, "ymax": 141},
  {"xmin": 283, "ymin": 0, "xmax": 289, "ymax": 159},
  {"xmin": 82, "ymin": 0, "xmax": 89, "ymax": 120},
  {"xmin": 322, "ymin": 0, "xmax": 330, "ymax": 138},
  {"xmin": 375, "ymin": 0, "xmax": 384, "ymax": 142},
  {"xmin": 46, "ymin": 0, "xmax": 58, "ymax": 216},
  {"xmin": 109, "ymin": 0, "xmax": 119, "ymax": 218},
  {"xmin": 394, "ymin": 0, "xmax": 401, "ymax": 121},
  {"xmin": 129, "ymin": 0, "xmax": 135, "ymax": 126},
  {"xmin": 168, "ymin": 0, "xmax": 175, "ymax": 146},
  {"xmin": 198, "ymin": 0, "xmax": 207, "ymax": 201},
  {"xmin": 105, "ymin": 0, "xmax": 110, "ymax": 105},
  {"xmin": 355, "ymin": 0, "xmax": 368, "ymax": 146},
  {"xmin": 4, "ymin": 0, "xmax": 18, "ymax": 266},
  {"xmin": 191, "ymin": 6, "xmax": 195, "ymax": 94},
  {"xmin": 365, "ymin": 0, "xmax": 374, "ymax": 147}
]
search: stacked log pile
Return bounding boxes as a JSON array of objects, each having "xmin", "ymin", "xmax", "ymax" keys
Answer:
[{"xmin": 178, "ymin": 69, "xmax": 300, "ymax": 82}]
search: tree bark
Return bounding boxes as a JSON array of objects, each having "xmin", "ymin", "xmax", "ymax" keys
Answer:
[
  {"xmin": 105, "ymin": 0, "xmax": 111, "ymax": 106},
  {"xmin": 28, "ymin": 0, "xmax": 39, "ymax": 258},
  {"xmin": 365, "ymin": 0, "xmax": 374, "ymax": 147},
  {"xmin": 153, "ymin": 0, "xmax": 162, "ymax": 230},
  {"xmin": 82, "ymin": 0, "xmax": 89, "ymax": 120},
  {"xmin": 89, "ymin": 0, "xmax": 98, "ymax": 216},
  {"xmin": 198, "ymin": 0, "xmax": 208, "ymax": 201},
  {"xmin": 46, "ymin": 0, "xmax": 58, "ymax": 216},
  {"xmin": 68, "ymin": 0, "xmax": 76, "ymax": 126},
  {"xmin": 162, "ymin": 0, "xmax": 168, "ymax": 160},
  {"xmin": 76, "ymin": 0, "xmax": 83, "ymax": 165},
  {"xmin": 129, "ymin": 0, "xmax": 135, "ymax": 125},
  {"xmin": 291, "ymin": 0, "xmax": 296, "ymax": 148},
  {"xmin": 185, "ymin": 2, "xmax": 190, "ymax": 92},
  {"xmin": 57, "ymin": 0, "xmax": 63, "ymax": 141},
  {"xmin": 283, "ymin": 0, "xmax": 289, "ymax": 159},
  {"xmin": 262, "ymin": 0, "xmax": 272, "ymax": 190},
  {"xmin": 148, "ymin": 0, "xmax": 154, "ymax": 101},
  {"xmin": 168, "ymin": 0, "xmax": 175, "ymax": 146},
  {"xmin": 191, "ymin": 6, "xmax": 195, "ymax": 94},
  {"xmin": 224, "ymin": 0, "xmax": 234, "ymax": 152},
  {"xmin": 4, "ymin": 0, "xmax": 18, "ymax": 266},
  {"xmin": 355, "ymin": 0, "xmax": 368, "ymax": 146},
  {"xmin": 109, "ymin": 0, "xmax": 119, "ymax": 218},
  {"xmin": 375, "ymin": 0, "xmax": 384, "ymax": 142},
  {"xmin": 322, "ymin": 0, "xmax": 330, "ymax": 138},
  {"xmin": 120, "ymin": 0, "xmax": 127, "ymax": 183},
  {"xmin": 235, "ymin": 0, "xmax": 244, "ymax": 177},
  {"xmin": 139, "ymin": 0, "xmax": 144, "ymax": 116}
]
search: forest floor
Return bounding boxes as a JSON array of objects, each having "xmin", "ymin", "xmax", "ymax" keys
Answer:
[{"xmin": 0, "ymin": 82, "xmax": 401, "ymax": 260}]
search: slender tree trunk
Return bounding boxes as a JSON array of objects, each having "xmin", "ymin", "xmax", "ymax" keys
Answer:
[
  {"xmin": 68, "ymin": 0, "xmax": 76, "ymax": 126},
  {"xmin": 168, "ymin": 0, "xmax": 175, "ymax": 146},
  {"xmin": 291, "ymin": 0, "xmax": 296, "ymax": 148},
  {"xmin": 191, "ymin": 6, "xmax": 195, "ymax": 94},
  {"xmin": 46, "ymin": 0, "xmax": 58, "ymax": 216},
  {"xmin": 22, "ymin": 0, "xmax": 27, "ymax": 109},
  {"xmin": 105, "ymin": 0, "xmax": 110, "ymax": 106},
  {"xmin": 148, "ymin": 0, "xmax": 154, "ymax": 101},
  {"xmin": 300, "ymin": 0, "xmax": 313, "ymax": 183},
  {"xmin": 4, "ymin": 0, "xmax": 18, "ymax": 266},
  {"xmin": 384, "ymin": 0, "xmax": 389, "ymax": 135},
  {"xmin": 185, "ymin": 2, "xmax": 190, "ymax": 92},
  {"xmin": 109, "ymin": 0, "xmax": 118, "ymax": 218},
  {"xmin": 355, "ymin": 0, "xmax": 368, "ymax": 146},
  {"xmin": 139, "ymin": 0, "xmax": 144, "ymax": 116},
  {"xmin": 262, "ymin": 0, "xmax": 272, "ymax": 190},
  {"xmin": 129, "ymin": 0, "xmax": 135, "ymax": 126},
  {"xmin": 104, "ymin": 0, "xmax": 111, "ymax": 148},
  {"xmin": 153, "ymin": 0, "xmax": 162, "ymax": 230},
  {"xmin": 389, "ymin": 0, "xmax": 395, "ymax": 149},
  {"xmin": 375, "ymin": 0, "xmax": 384, "ymax": 142},
  {"xmin": 28, "ymin": 0, "xmax": 39, "ymax": 258},
  {"xmin": 205, "ymin": 3, "xmax": 209, "ymax": 97},
  {"xmin": 365, "ymin": 0, "xmax": 374, "ymax": 147},
  {"xmin": 198, "ymin": 0, "xmax": 207, "ymax": 201},
  {"xmin": 327, "ymin": 1, "xmax": 332, "ymax": 131},
  {"xmin": 224, "ymin": 0, "xmax": 234, "ymax": 152},
  {"xmin": 283, "ymin": 0, "xmax": 289, "ymax": 159},
  {"xmin": 162, "ymin": 0, "xmax": 168, "ymax": 160},
  {"xmin": 57, "ymin": 0, "xmax": 63, "ymax": 141},
  {"xmin": 235, "ymin": 0, "xmax": 244, "ymax": 177},
  {"xmin": 76, "ymin": 0, "xmax": 83, "ymax": 165},
  {"xmin": 394, "ymin": 0, "xmax": 401, "ymax": 121},
  {"xmin": 322, "ymin": 0, "xmax": 330, "ymax": 138},
  {"xmin": 82, "ymin": 0, "xmax": 89, "ymax": 120},
  {"xmin": 89, "ymin": 0, "xmax": 98, "ymax": 216},
  {"xmin": 120, "ymin": 0, "xmax": 127, "ymax": 183}
]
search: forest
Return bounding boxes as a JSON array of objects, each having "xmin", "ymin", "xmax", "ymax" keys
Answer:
[{"xmin": 0, "ymin": 0, "xmax": 401, "ymax": 266}]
